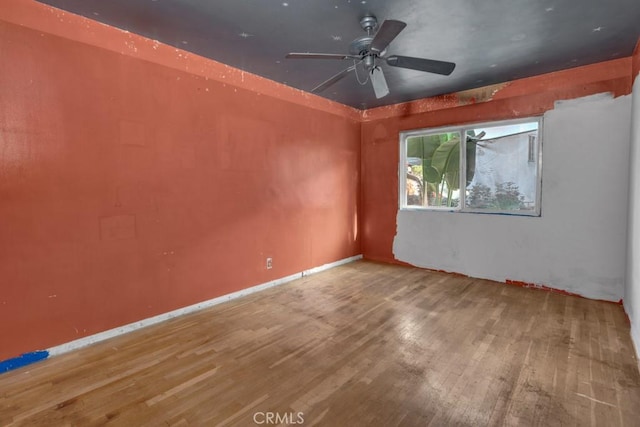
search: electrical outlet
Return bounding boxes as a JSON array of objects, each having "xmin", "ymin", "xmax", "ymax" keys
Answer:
[{"xmin": 266, "ymin": 257, "xmax": 273, "ymax": 269}]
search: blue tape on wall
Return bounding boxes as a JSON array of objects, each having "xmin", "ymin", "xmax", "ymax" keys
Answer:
[{"xmin": 0, "ymin": 350, "xmax": 49, "ymax": 374}]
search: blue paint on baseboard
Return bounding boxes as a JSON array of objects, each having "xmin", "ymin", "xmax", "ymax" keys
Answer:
[{"xmin": 0, "ymin": 350, "xmax": 49, "ymax": 374}]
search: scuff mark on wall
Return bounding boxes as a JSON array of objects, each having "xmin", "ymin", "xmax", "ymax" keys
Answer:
[{"xmin": 124, "ymin": 40, "xmax": 137, "ymax": 53}]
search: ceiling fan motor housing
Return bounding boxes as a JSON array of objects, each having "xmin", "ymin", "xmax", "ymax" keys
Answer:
[
  {"xmin": 349, "ymin": 36, "xmax": 375, "ymax": 56},
  {"xmin": 351, "ymin": 15, "xmax": 386, "ymax": 67}
]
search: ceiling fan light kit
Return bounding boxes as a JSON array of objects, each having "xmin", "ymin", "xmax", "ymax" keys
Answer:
[{"xmin": 286, "ymin": 15, "xmax": 456, "ymax": 99}]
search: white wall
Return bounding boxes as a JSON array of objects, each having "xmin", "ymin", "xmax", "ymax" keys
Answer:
[
  {"xmin": 626, "ymin": 77, "xmax": 640, "ymax": 357},
  {"xmin": 394, "ymin": 93, "xmax": 632, "ymax": 301}
]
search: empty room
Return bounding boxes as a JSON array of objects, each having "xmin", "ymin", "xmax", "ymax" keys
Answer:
[{"xmin": 2, "ymin": 0, "xmax": 640, "ymax": 425}]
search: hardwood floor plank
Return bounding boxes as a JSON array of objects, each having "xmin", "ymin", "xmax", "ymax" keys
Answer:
[{"xmin": 1, "ymin": 261, "xmax": 639, "ymax": 426}]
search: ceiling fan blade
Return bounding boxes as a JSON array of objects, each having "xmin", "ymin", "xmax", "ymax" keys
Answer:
[
  {"xmin": 370, "ymin": 20, "xmax": 407, "ymax": 53},
  {"xmin": 286, "ymin": 53, "xmax": 360, "ymax": 60},
  {"xmin": 385, "ymin": 55, "xmax": 456, "ymax": 75},
  {"xmin": 312, "ymin": 64, "xmax": 357, "ymax": 93},
  {"xmin": 370, "ymin": 67, "xmax": 389, "ymax": 99}
]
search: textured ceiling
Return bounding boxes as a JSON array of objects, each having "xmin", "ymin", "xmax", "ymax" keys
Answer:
[{"xmin": 38, "ymin": 0, "xmax": 640, "ymax": 110}]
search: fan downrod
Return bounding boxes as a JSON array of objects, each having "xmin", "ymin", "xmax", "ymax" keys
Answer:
[{"xmin": 349, "ymin": 15, "xmax": 382, "ymax": 60}]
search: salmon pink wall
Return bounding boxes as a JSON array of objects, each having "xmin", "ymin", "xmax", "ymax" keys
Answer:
[
  {"xmin": 0, "ymin": 9, "xmax": 360, "ymax": 360},
  {"xmin": 361, "ymin": 59, "xmax": 632, "ymax": 263},
  {"xmin": 2, "ymin": 0, "xmax": 638, "ymax": 363}
]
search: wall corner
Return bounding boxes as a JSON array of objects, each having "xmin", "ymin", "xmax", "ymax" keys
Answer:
[{"xmin": 633, "ymin": 38, "xmax": 640, "ymax": 82}]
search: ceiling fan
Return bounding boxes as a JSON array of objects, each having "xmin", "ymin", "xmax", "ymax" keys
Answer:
[{"xmin": 286, "ymin": 15, "xmax": 456, "ymax": 99}]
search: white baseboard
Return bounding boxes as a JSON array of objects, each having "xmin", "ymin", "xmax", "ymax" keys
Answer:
[
  {"xmin": 48, "ymin": 254, "xmax": 362, "ymax": 357},
  {"xmin": 302, "ymin": 254, "xmax": 362, "ymax": 276}
]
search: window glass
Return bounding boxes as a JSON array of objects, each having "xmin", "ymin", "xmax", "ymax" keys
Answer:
[
  {"xmin": 406, "ymin": 132, "xmax": 461, "ymax": 208},
  {"xmin": 400, "ymin": 118, "xmax": 541, "ymax": 216},
  {"xmin": 465, "ymin": 123, "xmax": 539, "ymax": 213}
]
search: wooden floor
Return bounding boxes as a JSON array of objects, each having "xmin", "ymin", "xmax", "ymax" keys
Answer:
[{"xmin": 1, "ymin": 261, "xmax": 640, "ymax": 426}]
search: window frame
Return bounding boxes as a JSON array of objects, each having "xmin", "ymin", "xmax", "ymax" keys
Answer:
[{"xmin": 399, "ymin": 116, "xmax": 543, "ymax": 217}]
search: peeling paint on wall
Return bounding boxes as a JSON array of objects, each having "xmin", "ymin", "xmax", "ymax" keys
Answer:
[
  {"xmin": 391, "ymin": 93, "xmax": 632, "ymax": 301},
  {"xmin": 455, "ymin": 83, "xmax": 510, "ymax": 105},
  {"xmin": 361, "ymin": 59, "xmax": 631, "ymax": 122},
  {"xmin": 361, "ymin": 57, "xmax": 634, "ymax": 267}
]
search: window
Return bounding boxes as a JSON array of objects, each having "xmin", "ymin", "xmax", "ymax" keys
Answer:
[{"xmin": 400, "ymin": 117, "xmax": 542, "ymax": 216}]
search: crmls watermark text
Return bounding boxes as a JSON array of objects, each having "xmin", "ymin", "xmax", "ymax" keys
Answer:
[{"xmin": 253, "ymin": 412, "xmax": 304, "ymax": 425}]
